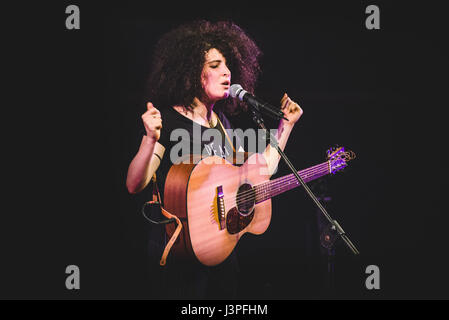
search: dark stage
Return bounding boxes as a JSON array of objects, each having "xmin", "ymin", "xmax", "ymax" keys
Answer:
[{"xmin": 3, "ymin": 1, "xmax": 448, "ymax": 301}]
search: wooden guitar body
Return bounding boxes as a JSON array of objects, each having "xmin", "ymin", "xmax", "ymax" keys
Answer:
[{"xmin": 164, "ymin": 153, "xmax": 271, "ymax": 266}]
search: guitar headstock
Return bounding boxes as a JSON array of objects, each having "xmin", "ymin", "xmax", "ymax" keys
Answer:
[{"xmin": 326, "ymin": 146, "xmax": 356, "ymax": 174}]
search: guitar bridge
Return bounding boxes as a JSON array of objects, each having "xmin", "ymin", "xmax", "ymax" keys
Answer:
[{"xmin": 216, "ymin": 186, "xmax": 226, "ymax": 230}]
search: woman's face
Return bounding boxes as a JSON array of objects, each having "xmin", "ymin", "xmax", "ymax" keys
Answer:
[{"xmin": 201, "ymin": 48, "xmax": 231, "ymax": 102}]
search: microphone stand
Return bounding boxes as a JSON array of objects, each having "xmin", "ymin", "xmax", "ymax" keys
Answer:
[{"xmin": 247, "ymin": 104, "xmax": 360, "ymax": 256}]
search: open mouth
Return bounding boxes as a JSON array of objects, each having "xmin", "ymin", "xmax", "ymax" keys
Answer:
[{"xmin": 221, "ymin": 80, "xmax": 230, "ymax": 86}]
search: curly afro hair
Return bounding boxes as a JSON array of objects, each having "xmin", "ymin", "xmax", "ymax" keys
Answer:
[{"xmin": 146, "ymin": 20, "xmax": 262, "ymax": 115}]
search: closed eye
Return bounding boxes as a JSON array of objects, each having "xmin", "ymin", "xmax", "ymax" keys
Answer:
[{"xmin": 207, "ymin": 59, "xmax": 223, "ymax": 68}]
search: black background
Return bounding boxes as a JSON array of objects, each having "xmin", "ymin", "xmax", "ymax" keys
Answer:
[{"xmin": 3, "ymin": 1, "xmax": 447, "ymax": 300}]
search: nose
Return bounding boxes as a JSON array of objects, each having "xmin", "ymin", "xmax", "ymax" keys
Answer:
[{"xmin": 222, "ymin": 64, "xmax": 231, "ymax": 77}]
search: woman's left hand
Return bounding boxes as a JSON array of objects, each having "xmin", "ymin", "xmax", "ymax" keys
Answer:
[{"xmin": 280, "ymin": 93, "xmax": 303, "ymax": 126}]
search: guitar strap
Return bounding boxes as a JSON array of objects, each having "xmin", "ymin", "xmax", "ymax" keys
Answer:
[
  {"xmin": 216, "ymin": 115, "xmax": 236, "ymax": 154},
  {"xmin": 149, "ymin": 173, "xmax": 182, "ymax": 266}
]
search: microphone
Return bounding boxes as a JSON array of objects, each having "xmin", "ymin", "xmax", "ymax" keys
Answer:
[{"xmin": 229, "ymin": 84, "xmax": 288, "ymax": 121}]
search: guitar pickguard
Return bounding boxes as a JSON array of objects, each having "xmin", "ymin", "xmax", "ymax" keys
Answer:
[{"xmin": 226, "ymin": 207, "xmax": 254, "ymax": 234}]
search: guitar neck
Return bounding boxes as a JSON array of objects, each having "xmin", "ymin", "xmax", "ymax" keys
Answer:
[{"xmin": 254, "ymin": 161, "xmax": 330, "ymax": 203}]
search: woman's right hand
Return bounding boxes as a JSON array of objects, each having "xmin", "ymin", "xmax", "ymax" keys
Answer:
[{"xmin": 142, "ymin": 102, "xmax": 162, "ymax": 141}]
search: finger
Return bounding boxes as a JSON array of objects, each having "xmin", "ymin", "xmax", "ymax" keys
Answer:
[
  {"xmin": 281, "ymin": 97, "xmax": 288, "ymax": 109},
  {"xmin": 143, "ymin": 109, "xmax": 160, "ymax": 119},
  {"xmin": 150, "ymin": 109, "xmax": 161, "ymax": 117},
  {"xmin": 280, "ymin": 93, "xmax": 287, "ymax": 102},
  {"xmin": 280, "ymin": 93, "xmax": 288, "ymax": 106},
  {"xmin": 153, "ymin": 118, "xmax": 163, "ymax": 125},
  {"xmin": 282, "ymin": 97, "xmax": 291, "ymax": 110},
  {"xmin": 291, "ymin": 104, "xmax": 302, "ymax": 114},
  {"xmin": 147, "ymin": 102, "xmax": 155, "ymax": 111},
  {"xmin": 281, "ymin": 100, "xmax": 287, "ymax": 110},
  {"xmin": 148, "ymin": 114, "xmax": 161, "ymax": 119},
  {"xmin": 289, "ymin": 101, "xmax": 298, "ymax": 111},
  {"xmin": 142, "ymin": 113, "xmax": 161, "ymax": 125},
  {"xmin": 148, "ymin": 117, "xmax": 162, "ymax": 125}
]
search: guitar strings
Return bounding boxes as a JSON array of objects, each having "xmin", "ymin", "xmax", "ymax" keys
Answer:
[
  {"xmin": 223, "ymin": 163, "xmax": 330, "ymax": 207},
  {"xmin": 227, "ymin": 167, "xmax": 328, "ymax": 209},
  {"xmin": 255, "ymin": 163, "xmax": 329, "ymax": 196},
  {"xmin": 231, "ymin": 163, "xmax": 329, "ymax": 205},
  {"xmin": 252, "ymin": 170, "xmax": 327, "ymax": 206},
  {"xmin": 244, "ymin": 162, "xmax": 328, "ymax": 201},
  {"xmin": 254, "ymin": 168, "xmax": 328, "ymax": 202},
  {"xmin": 253, "ymin": 166, "xmax": 327, "ymax": 198},
  {"xmin": 251, "ymin": 166, "xmax": 328, "ymax": 204},
  {"xmin": 218, "ymin": 161, "xmax": 328, "ymax": 205}
]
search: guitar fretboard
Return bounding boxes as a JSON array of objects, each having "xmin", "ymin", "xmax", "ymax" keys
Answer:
[{"xmin": 253, "ymin": 162, "xmax": 330, "ymax": 203}]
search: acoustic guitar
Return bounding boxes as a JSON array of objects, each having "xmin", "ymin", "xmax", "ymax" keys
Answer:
[{"xmin": 164, "ymin": 147, "xmax": 354, "ymax": 266}]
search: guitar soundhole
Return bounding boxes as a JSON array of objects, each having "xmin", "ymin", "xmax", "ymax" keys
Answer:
[
  {"xmin": 226, "ymin": 183, "xmax": 256, "ymax": 234},
  {"xmin": 236, "ymin": 183, "xmax": 255, "ymax": 216}
]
